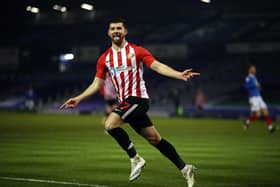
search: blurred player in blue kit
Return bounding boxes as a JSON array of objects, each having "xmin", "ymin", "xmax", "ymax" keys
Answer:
[{"xmin": 244, "ymin": 65, "xmax": 276, "ymax": 133}]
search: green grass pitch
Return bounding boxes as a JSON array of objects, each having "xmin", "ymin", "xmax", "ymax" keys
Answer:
[{"xmin": 0, "ymin": 112, "xmax": 279, "ymax": 187}]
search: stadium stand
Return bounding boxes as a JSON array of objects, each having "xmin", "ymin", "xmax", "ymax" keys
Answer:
[{"xmin": 0, "ymin": 0, "xmax": 279, "ymax": 119}]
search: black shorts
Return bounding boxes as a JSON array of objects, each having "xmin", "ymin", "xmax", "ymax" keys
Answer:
[{"xmin": 112, "ymin": 96, "xmax": 153, "ymax": 133}]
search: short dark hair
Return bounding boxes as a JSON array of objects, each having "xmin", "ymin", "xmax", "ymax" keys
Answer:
[
  {"xmin": 107, "ymin": 18, "xmax": 127, "ymax": 29},
  {"xmin": 248, "ymin": 64, "xmax": 255, "ymax": 69}
]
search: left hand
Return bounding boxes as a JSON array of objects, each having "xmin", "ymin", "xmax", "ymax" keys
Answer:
[
  {"xmin": 181, "ymin": 69, "xmax": 200, "ymax": 81},
  {"xmin": 60, "ymin": 97, "xmax": 81, "ymax": 109}
]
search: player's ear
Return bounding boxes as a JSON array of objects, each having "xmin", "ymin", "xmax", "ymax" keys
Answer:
[
  {"xmin": 124, "ymin": 28, "xmax": 128, "ymax": 36},
  {"xmin": 107, "ymin": 29, "xmax": 110, "ymax": 37},
  {"xmin": 107, "ymin": 24, "xmax": 111, "ymax": 37}
]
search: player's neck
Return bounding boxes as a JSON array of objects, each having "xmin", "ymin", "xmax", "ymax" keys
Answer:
[{"xmin": 112, "ymin": 40, "xmax": 127, "ymax": 51}]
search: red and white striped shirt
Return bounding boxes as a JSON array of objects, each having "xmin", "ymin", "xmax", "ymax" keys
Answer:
[{"xmin": 96, "ymin": 42, "xmax": 155, "ymax": 102}]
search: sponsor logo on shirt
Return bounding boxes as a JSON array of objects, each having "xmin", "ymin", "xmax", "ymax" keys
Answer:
[{"xmin": 109, "ymin": 66, "xmax": 134, "ymax": 76}]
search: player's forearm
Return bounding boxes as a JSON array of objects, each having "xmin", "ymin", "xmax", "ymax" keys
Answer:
[
  {"xmin": 76, "ymin": 77, "xmax": 103, "ymax": 101},
  {"xmin": 151, "ymin": 61, "xmax": 181, "ymax": 80}
]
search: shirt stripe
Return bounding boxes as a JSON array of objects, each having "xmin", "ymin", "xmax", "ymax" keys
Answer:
[
  {"xmin": 125, "ymin": 45, "xmax": 133, "ymax": 96},
  {"xmin": 109, "ymin": 49, "xmax": 120, "ymax": 101},
  {"xmin": 112, "ymin": 49, "xmax": 122, "ymax": 100},
  {"xmin": 135, "ymin": 54, "xmax": 141, "ymax": 98},
  {"xmin": 121, "ymin": 47, "xmax": 129, "ymax": 99},
  {"xmin": 129, "ymin": 46, "xmax": 137, "ymax": 97}
]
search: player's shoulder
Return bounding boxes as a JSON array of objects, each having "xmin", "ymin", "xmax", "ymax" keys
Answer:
[
  {"xmin": 128, "ymin": 42, "xmax": 146, "ymax": 50},
  {"xmin": 128, "ymin": 42, "xmax": 138, "ymax": 47},
  {"xmin": 100, "ymin": 47, "xmax": 111, "ymax": 57},
  {"xmin": 245, "ymin": 74, "xmax": 255, "ymax": 81},
  {"xmin": 245, "ymin": 75, "xmax": 252, "ymax": 82},
  {"xmin": 129, "ymin": 43, "xmax": 151, "ymax": 57},
  {"xmin": 98, "ymin": 48, "xmax": 111, "ymax": 62}
]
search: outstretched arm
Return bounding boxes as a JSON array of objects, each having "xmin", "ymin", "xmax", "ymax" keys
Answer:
[
  {"xmin": 150, "ymin": 61, "xmax": 200, "ymax": 81},
  {"xmin": 60, "ymin": 77, "xmax": 104, "ymax": 109}
]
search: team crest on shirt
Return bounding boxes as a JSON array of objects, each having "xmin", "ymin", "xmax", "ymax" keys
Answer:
[
  {"xmin": 109, "ymin": 67, "xmax": 117, "ymax": 76},
  {"xmin": 127, "ymin": 53, "xmax": 135, "ymax": 59}
]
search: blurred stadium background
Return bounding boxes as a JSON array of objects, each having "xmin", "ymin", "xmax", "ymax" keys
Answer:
[
  {"xmin": 0, "ymin": 0, "xmax": 280, "ymax": 187},
  {"xmin": 1, "ymin": 0, "xmax": 280, "ymax": 118}
]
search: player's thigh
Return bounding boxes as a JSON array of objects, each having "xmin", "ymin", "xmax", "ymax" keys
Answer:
[
  {"xmin": 259, "ymin": 97, "xmax": 268, "ymax": 110},
  {"xmin": 104, "ymin": 112, "xmax": 123, "ymax": 130},
  {"xmin": 249, "ymin": 97, "xmax": 261, "ymax": 112},
  {"xmin": 140, "ymin": 126, "xmax": 162, "ymax": 145},
  {"xmin": 105, "ymin": 104, "xmax": 112, "ymax": 114},
  {"xmin": 128, "ymin": 112, "xmax": 153, "ymax": 133}
]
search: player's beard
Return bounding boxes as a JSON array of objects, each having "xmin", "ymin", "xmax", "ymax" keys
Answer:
[{"xmin": 111, "ymin": 33, "xmax": 124, "ymax": 46}]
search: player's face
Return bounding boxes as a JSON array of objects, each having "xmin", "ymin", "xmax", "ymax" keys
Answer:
[
  {"xmin": 108, "ymin": 22, "xmax": 127, "ymax": 46},
  {"xmin": 249, "ymin": 66, "xmax": 257, "ymax": 75}
]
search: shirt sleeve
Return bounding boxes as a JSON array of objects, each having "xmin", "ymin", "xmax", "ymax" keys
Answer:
[
  {"xmin": 95, "ymin": 55, "xmax": 107, "ymax": 79},
  {"xmin": 136, "ymin": 46, "xmax": 156, "ymax": 68}
]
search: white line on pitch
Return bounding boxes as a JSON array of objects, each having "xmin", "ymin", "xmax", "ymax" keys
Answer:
[{"xmin": 0, "ymin": 176, "xmax": 111, "ymax": 187}]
